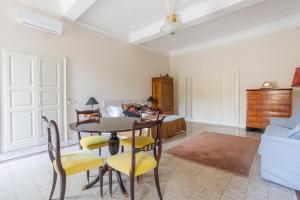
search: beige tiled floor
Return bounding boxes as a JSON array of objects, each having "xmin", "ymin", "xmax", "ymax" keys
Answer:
[{"xmin": 0, "ymin": 122, "xmax": 297, "ymax": 200}]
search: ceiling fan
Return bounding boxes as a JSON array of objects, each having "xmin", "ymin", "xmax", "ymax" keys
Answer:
[{"xmin": 160, "ymin": 0, "xmax": 183, "ymax": 35}]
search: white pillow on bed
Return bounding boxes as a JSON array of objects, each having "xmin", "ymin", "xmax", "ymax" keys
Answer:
[
  {"xmin": 107, "ymin": 106, "xmax": 123, "ymax": 117},
  {"xmin": 288, "ymin": 124, "xmax": 300, "ymax": 139}
]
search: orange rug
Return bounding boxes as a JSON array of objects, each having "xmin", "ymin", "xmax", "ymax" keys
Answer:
[{"xmin": 166, "ymin": 132, "xmax": 260, "ymax": 176}]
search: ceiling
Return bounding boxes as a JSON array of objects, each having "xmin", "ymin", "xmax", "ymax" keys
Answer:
[{"xmin": 18, "ymin": 0, "xmax": 300, "ymax": 56}]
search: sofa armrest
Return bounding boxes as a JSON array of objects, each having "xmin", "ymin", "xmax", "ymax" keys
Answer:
[{"xmin": 270, "ymin": 111, "xmax": 300, "ymax": 129}]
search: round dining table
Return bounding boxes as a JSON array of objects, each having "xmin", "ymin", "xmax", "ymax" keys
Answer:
[{"xmin": 69, "ymin": 117, "xmax": 141, "ymax": 196}]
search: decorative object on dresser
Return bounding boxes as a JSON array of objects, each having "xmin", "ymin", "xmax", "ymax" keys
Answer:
[
  {"xmin": 261, "ymin": 81, "xmax": 273, "ymax": 89},
  {"xmin": 246, "ymin": 88, "xmax": 292, "ymax": 132},
  {"xmin": 152, "ymin": 74, "xmax": 174, "ymax": 114}
]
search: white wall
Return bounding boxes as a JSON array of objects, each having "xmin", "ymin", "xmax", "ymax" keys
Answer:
[
  {"xmin": 0, "ymin": 0, "xmax": 169, "ymax": 138},
  {"xmin": 170, "ymin": 28, "xmax": 300, "ymax": 128}
]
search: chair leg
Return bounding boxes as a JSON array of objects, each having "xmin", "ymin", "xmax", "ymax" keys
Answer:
[
  {"xmin": 86, "ymin": 170, "xmax": 90, "ymax": 183},
  {"xmin": 99, "ymin": 148, "xmax": 101, "ymax": 156},
  {"xmin": 59, "ymin": 174, "xmax": 66, "ymax": 200},
  {"xmin": 49, "ymin": 169, "xmax": 57, "ymax": 200},
  {"xmin": 154, "ymin": 167, "xmax": 162, "ymax": 200},
  {"xmin": 121, "ymin": 145, "xmax": 124, "ymax": 153},
  {"xmin": 99, "ymin": 167, "xmax": 103, "ymax": 197},
  {"xmin": 130, "ymin": 174, "xmax": 134, "ymax": 200},
  {"xmin": 109, "ymin": 167, "xmax": 112, "ymax": 196}
]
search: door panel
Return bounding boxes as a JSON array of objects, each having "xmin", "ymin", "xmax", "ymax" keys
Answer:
[
  {"xmin": 41, "ymin": 61, "xmax": 58, "ymax": 87},
  {"xmin": 41, "ymin": 92, "xmax": 59, "ymax": 106},
  {"xmin": 11, "ymin": 91, "xmax": 33, "ymax": 107},
  {"xmin": 9, "ymin": 55, "xmax": 33, "ymax": 86},
  {"xmin": 221, "ymin": 71, "xmax": 238, "ymax": 127},
  {"xmin": 41, "ymin": 110, "xmax": 59, "ymax": 137},
  {"xmin": 205, "ymin": 76, "xmax": 221, "ymax": 125},
  {"xmin": 185, "ymin": 77, "xmax": 193, "ymax": 119},
  {"xmin": 11, "ymin": 111, "xmax": 34, "ymax": 141},
  {"xmin": 162, "ymin": 80, "xmax": 173, "ymax": 112}
]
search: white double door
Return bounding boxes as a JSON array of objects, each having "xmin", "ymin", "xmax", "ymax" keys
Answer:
[
  {"xmin": 205, "ymin": 70, "xmax": 239, "ymax": 127},
  {"xmin": 2, "ymin": 50, "xmax": 66, "ymax": 151}
]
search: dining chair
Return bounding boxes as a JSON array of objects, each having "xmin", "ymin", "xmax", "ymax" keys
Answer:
[
  {"xmin": 42, "ymin": 116, "xmax": 105, "ymax": 200},
  {"xmin": 120, "ymin": 111, "xmax": 160, "ymax": 152},
  {"xmin": 107, "ymin": 117, "xmax": 165, "ymax": 200},
  {"xmin": 76, "ymin": 109, "xmax": 108, "ymax": 181}
]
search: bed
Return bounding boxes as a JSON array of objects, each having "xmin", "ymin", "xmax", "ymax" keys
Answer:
[{"xmin": 103, "ymin": 100, "xmax": 186, "ymax": 139}]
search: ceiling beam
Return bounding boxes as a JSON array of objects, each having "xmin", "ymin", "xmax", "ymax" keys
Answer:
[
  {"xmin": 63, "ymin": 0, "xmax": 96, "ymax": 21},
  {"xmin": 130, "ymin": 0, "xmax": 264, "ymax": 45}
]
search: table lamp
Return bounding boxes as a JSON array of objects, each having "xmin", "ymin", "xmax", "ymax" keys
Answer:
[
  {"xmin": 86, "ymin": 97, "xmax": 99, "ymax": 110},
  {"xmin": 292, "ymin": 67, "xmax": 300, "ymax": 87},
  {"xmin": 147, "ymin": 96, "xmax": 155, "ymax": 107}
]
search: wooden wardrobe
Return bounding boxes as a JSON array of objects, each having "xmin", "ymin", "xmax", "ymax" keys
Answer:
[
  {"xmin": 246, "ymin": 88, "xmax": 292, "ymax": 131},
  {"xmin": 152, "ymin": 74, "xmax": 174, "ymax": 114}
]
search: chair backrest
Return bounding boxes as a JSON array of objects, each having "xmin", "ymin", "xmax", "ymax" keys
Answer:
[
  {"xmin": 42, "ymin": 116, "xmax": 64, "ymax": 174},
  {"xmin": 76, "ymin": 108, "xmax": 101, "ymax": 126},
  {"xmin": 130, "ymin": 116, "xmax": 165, "ymax": 176}
]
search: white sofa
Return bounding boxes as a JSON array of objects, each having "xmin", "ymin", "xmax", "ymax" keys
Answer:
[{"xmin": 259, "ymin": 112, "xmax": 300, "ymax": 190}]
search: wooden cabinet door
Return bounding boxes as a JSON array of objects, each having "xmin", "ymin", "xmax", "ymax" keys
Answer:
[
  {"xmin": 152, "ymin": 79, "xmax": 161, "ymax": 110},
  {"xmin": 162, "ymin": 79, "xmax": 173, "ymax": 114}
]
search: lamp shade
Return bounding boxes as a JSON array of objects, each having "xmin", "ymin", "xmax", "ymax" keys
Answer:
[
  {"xmin": 86, "ymin": 97, "xmax": 99, "ymax": 106},
  {"xmin": 147, "ymin": 96, "xmax": 155, "ymax": 102},
  {"xmin": 291, "ymin": 67, "xmax": 300, "ymax": 87}
]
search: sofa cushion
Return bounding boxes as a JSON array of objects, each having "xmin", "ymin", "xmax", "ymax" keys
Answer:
[{"xmin": 288, "ymin": 123, "xmax": 300, "ymax": 139}]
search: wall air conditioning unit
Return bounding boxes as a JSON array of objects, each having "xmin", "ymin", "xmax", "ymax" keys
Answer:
[{"xmin": 18, "ymin": 10, "xmax": 63, "ymax": 35}]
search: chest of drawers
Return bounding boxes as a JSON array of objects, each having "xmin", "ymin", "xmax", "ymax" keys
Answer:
[{"xmin": 246, "ymin": 89, "xmax": 292, "ymax": 131}]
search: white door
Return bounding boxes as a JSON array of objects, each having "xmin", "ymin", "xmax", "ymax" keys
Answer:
[
  {"xmin": 205, "ymin": 70, "xmax": 238, "ymax": 127},
  {"xmin": 205, "ymin": 75, "xmax": 221, "ymax": 125},
  {"xmin": 2, "ymin": 51, "xmax": 66, "ymax": 151},
  {"xmin": 39, "ymin": 57, "xmax": 64, "ymax": 143},
  {"xmin": 3, "ymin": 51, "xmax": 38, "ymax": 151},
  {"xmin": 185, "ymin": 77, "xmax": 193, "ymax": 119},
  {"xmin": 221, "ymin": 71, "xmax": 238, "ymax": 127}
]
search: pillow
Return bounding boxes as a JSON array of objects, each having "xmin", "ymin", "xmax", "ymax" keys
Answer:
[
  {"xmin": 122, "ymin": 103, "xmax": 134, "ymax": 111},
  {"xmin": 123, "ymin": 105, "xmax": 140, "ymax": 117},
  {"xmin": 107, "ymin": 106, "xmax": 123, "ymax": 117},
  {"xmin": 288, "ymin": 124, "xmax": 300, "ymax": 139}
]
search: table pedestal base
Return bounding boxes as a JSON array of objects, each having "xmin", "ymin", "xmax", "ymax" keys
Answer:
[{"xmin": 82, "ymin": 132, "xmax": 128, "ymax": 196}]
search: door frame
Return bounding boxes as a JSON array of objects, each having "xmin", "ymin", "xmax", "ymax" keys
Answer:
[{"xmin": 0, "ymin": 46, "xmax": 67, "ymax": 152}]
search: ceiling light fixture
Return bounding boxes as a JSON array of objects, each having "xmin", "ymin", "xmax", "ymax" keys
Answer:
[{"xmin": 160, "ymin": 0, "xmax": 183, "ymax": 35}]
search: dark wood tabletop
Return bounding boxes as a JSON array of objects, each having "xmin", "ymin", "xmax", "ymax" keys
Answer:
[{"xmin": 69, "ymin": 117, "xmax": 141, "ymax": 133}]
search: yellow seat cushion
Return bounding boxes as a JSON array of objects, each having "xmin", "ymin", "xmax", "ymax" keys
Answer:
[
  {"xmin": 53, "ymin": 150, "xmax": 104, "ymax": 176},
  {"xmin": 121, "ymin": 136, "xmax": 155, "ymax": 149},
  {"xmin": 80, "ymin": 135, "xmax": 108, "ymax": 150},
  {"xmin": 107, "ymin": 152, "xmax": 157, "ymax": 176}
]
